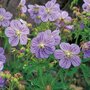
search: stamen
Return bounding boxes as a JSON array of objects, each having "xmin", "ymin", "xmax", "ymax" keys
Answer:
[{"xmin": 39, "ymin": 42, "xmax": 45, "ymax": 48}]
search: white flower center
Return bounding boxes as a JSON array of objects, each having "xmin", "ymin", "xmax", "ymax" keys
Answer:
[
  {"xmin": 0, "ymin": 15, "xmax": 4, "ymax": 21},
  {"xmin": 16, "ymin": 30, "xmax": 21, "ymax": 36},
  {"xmin": 36, "ymin": 16, "xmax": 41, "ymax": 19},
  {"xmin": 34, "ymin": 7, "xmax": 39, "ymax": 12},
  {"xmin": 64, "ymin": 50, "xmax": 72, "ymax": 58},
  {"xmin": 39, "ymin": 42, "xmax": 45, "ymax": 48},
  {"xmin": 46, "ymin": 8, "xmax": 50, "ymax": 13}
]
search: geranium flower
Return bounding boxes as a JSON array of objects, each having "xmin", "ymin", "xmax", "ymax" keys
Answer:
[
  {"xmin": 54, "ymin": 42, "xmax": 81, "ymax": 69},
  {"xmin": 0, "ymin": 8, "xmax": 12, "ymax": 27},
  {"xmin": 31, "ymin": 31, "xmax": 55, "ymax": 58},
  {"xmin": 28, "ymin": 4, "xmax": 42, "ymax": 24},
  {"xmin": 82, "ymin": 3, "xmax": 90, "ymax": 12},
  {"xmin": 0, "ymin": 47, "xmax": 6, "ymax": 71},
  {"xmin": 45, "ymin": 29, "xmax": 61, "ymax": 46},
  {"xmin": 81, "ymin": 41, "xmax": 90, "ymax": 58},
  {"xmin": 39, "ymin": 0, "xmax": 60, "ymax": 22},
  {"xmin": 83, "ymin": 0, "xmax": 90, "ymax": 4},
  {"xmin": 0, "ymin": 77, "xmax": 5, "ymax": 87},
  {"xmin": 57, "ymin": 11, "xmax": 72, "ymax": 24},
  {"xmin": 5, "ymin": 20, "xmax": 29, "ymax": 46},
  {"xmin": 18, "ymin": 0, "xmax": 27, "ymax": 13}
]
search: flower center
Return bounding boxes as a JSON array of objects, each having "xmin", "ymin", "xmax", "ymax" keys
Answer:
[
  {"xmin": 16, "ymin": 30, "xmax": 21, "ymax": 36},
  {"xmin": 34, "ymin": 7, "xmax": 39, "ymax": 12},
  {"xmin": 0, "ymin": 15, "xmax": 4, "ymax": 21},
  {"xmin": 39, "ymin": 42, "xmax": 45, "ymax": 48},
  {"xmin": 46, "ymin": 8, "xmax": 50, "ymax": 13},
  {"xmin": 59, "ymin": 17, "xmax": 64, "ymax": 22},
  {"xmin": 64, "ymin": 50, "xmax": 72, "ymax": 58},
  {"xmin": 36, "ymin": 16, "xmax": 41, "ymax": 19}
]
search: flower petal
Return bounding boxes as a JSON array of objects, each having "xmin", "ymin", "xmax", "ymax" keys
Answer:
[
  {"xmin": 59, "ymin": 58, "xmax": 71, "ymax": 69},
  {"xmin": 62, "ymin": 11, "xmax": 68, "ymax": 19},
  {"xmin": 41, "ymin": 14, "xmax": 49, "ymax": 22},
  {"xmin": 39, "ymin": 49, "xmax": 49, "ymax": 58},
  {"xmin": 4, "ymin": 12, "xmax": 12, "ymax": 20},
  {"xmin": 71, "ymin": 55, "xmax": 81, "ymax": 67},
  {"xmin": 10, "ymin": 20, "xmax": 21, "ymax": 30},
  {"xmin": 49, "ymin": 12, "xmax": 57, "ymax": 21},
  {"xmin": 35, "ymin": 49, "xmax": 40, "ymax": 58},
  {"xmin": 70, "ymin": 44, "xmax": 80, "ymax": 54},
  {"xmin": 2, "ymin": 20, "xmax": 10, "ymax": 27},
  {"xmin": 45, "ymin": 0, "xmax": 56, "ymax": 8},
  {"xmin": 83, "ymin": 50, "xmax": 90, "ymax": 58},
  {"xmin": 0, "ymin": 48, "xmax": 4, "ymax": 54},
  {"xmin": 54, "ymin": 50, "xmax": 65, "ymax": 59},
  {"xmin": 44, "ymin": 46, "xmax": 55, "ymax": 54},
  {"xmin": 60, "ymin": 42, "xmax": 70, "ymax": 51},
  {"xmin": 20, "ymin": 25, "xmax": 29, "ymax": 34},
  {"xmin": 20, "ymin": 0, "xmax": 26, "ymax": 5},
  {"xmin": 0, "ymin": 54, "xmax": 6, "ymax": 63},
  {"xmin": 5, "ymin": 27, "xmax": 15, "ymax": 37},
  {"xmin": 0, "ymin": 8, "xmax": 5, "ymax": 15},
  {"xmin": 9, "ymin": 36, "xmax": 19, "ymax": 46},
  {"xmin": 21, "ymin": 6, "xmax": 27, "ymax": 13},
  {"xmin": 20, "ymin": 34, "xmax": 28, "ymax": 45},
  {"xmin": 0, "ymin": 61, "xmax": 4, "ymax": 71}
]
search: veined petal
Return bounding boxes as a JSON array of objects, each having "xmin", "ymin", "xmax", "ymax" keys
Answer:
[
  {"xmin": 45, "ymin": 0, "xmax": 56, "ymax": 8},
  {"xmin": 71, "ymin": 55, "xmax": 81, "ymax": 67},
  {"xmin": 21, "ymin": 5, "xmax": 27, "ymax": 13},
  {"xmin": 54, "ymin": 50, "xmax": 65, "ymax": 59},
  {"xmin": 10, "ymin": 20, "xmax": 21, "ymax": 30},
  {"xmin": 44, "ymin": 46, "xmax": 55, "ymax": 54},
  {"xmin": 20, "ymin": 34, "xmax": 28, "ymax": 45},
  {"xmin": 70, "ymin": 44, "xmax": 80, "ymax": 54},
  {"xmin": 5, "ymin": 27, "xmax": 15, "ymax": 37},
  {"xmin": 41, "ymin": 14, "xmax": 49, "ymax": 22},
  {"xmin": 2, "ymin": 20, "xmax": 10, "ymax": 27},
  {"xmin": 0, "ymin": 8, "xmax": 5, "ymax": 15},
  {"xmin": 19, "ymin": 0, "xmax": 26, "ymax": 5},
  {"xmin": 62, "ymin": 11, "xmax": 68, "ymax": 19},
  {"xmin": 83, "ymin": 50, "xmax": 90, "ymax": 58},
  {"xmin": 9, "ymin": 36, "xmax": 19, "ymax": 46},
  {"xmin": 59, "ymin": 58, "xmax": 71, "ymax": 69},
  {"xmin": 20, "ymin": 25, "xmax": 29, "ymax": 34},
  {"xmin": 0, "ymin": 48, "xmax": 4, "ymax": 55},
  {"xmin": 4, "ymin": 12, "xmax": 12, "ymax": 20},
  {"xmin": 0, "ymin": 54, "xmax": 6, "ymax": 63},
  {"xmin": 0, "ymin": 61, "xmax": 4, "ymax": 71},
  {"xmin": 60, "ymin": 42, "xmax": 70, "ymax": 51}
]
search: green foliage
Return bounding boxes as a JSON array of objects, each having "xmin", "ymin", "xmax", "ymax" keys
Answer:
[{"xmin": 80, "ymin": 64, "xmax": 90, "ymax": 86}]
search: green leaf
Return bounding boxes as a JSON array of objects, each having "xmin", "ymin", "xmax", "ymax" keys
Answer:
[{"xmin": 80, "ymin": 64, "xmax": 90, "ymax": 85}]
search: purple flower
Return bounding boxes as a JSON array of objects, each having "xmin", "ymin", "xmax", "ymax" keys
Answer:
[
  {"xmin": 39, "ymin": 0, "xmax": 60, "ymax": 22},
  {"xmin": 0, "ymin": 77, "xmax": 5, "ymax": 87},
  {"xmin": 57, "ymin": 11, "xmax": 72, "ymax": 24},
  {"xmin": 45, "ymin": 29, "xmax": 61, "ymax": 46},
  {"xmin": 54, "ymin": 42, "xmax": 81, "ymax": 69},
  {"xmin": 31, "ymin": 31, "xmax": 55, "ymax": 58},
  {"xmin": 82, "ymin": 3, "xmax": 90, "ymax": 12},
  {"xmin": 5, "ymin": 20, "xmax": 29, "ymax": 46},
  {"xmin": 55, "ymin": 11, "xmax": 72, "ymax": 28},
  {"xmin": 81, "ymin": 41, "xmax": 90, "ymax": 58},
  {"xmin": 28, "ymin": 4, "xmax": 42, "ymax": 24},
  {"xmin": 80, "ymin": 22, "xmax": 85, "ymax": 29},
  {"xmin": 0, "ymin": 8, "xmax": 12, "ymax": 27},
  {"xmin": 28, "ymin": 4, "xmax": 40, "ymax": 19},
  {"xmin": 0, "ymin": 47, "xmax": 6, "ymax": 71},
  {"xmin": 18, "ymin": 0, "xmax": 27, "ymax": 13},
  {"xmin": 0, "ymin": 62, "xmax": 4, "ymax": 71},
  {"xmin": 65, "ymin": 25, "xmax": 74, "ymax": 31},
  {"xmin": 83, "ymin": 0, "xmax": 90, "ymax": 4}
]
